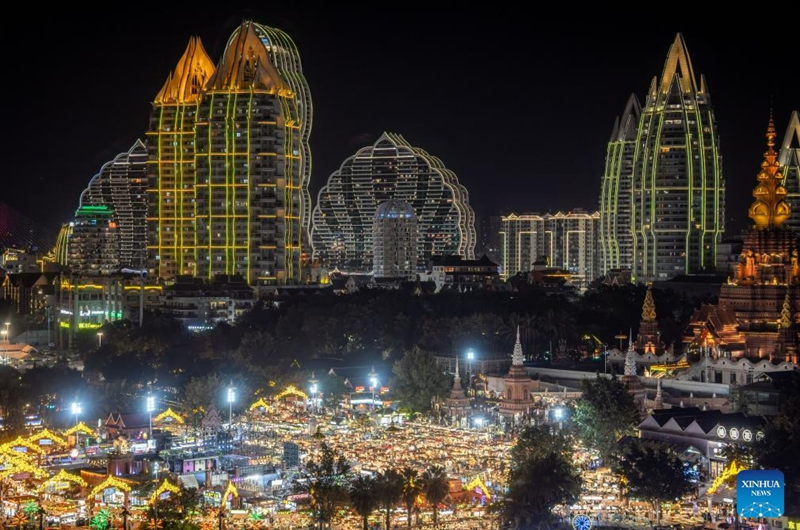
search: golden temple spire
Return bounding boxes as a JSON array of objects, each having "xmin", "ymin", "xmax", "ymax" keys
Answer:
[
  {"xmin": 780, "ymin": 292, "xmax": 792, "ymax": 328},
  {"xmin": 641, "ymin": 284, "xmax": 656, "ymax": 323},
  {"xmin": 748, "ymin": 111, "xmax": 790, "ymax": 229},
  {"xmin": 154, "ymin": 36, "xmax": 216, "ymax": 103}
]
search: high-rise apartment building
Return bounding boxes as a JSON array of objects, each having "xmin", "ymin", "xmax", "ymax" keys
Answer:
[
  {"xmin": 67, "ymin": 140, "xmax": 148, "ymax": 275},
  {"xmin": 372, "ymin": 200, "xmax": 418, "ymax": 279},
  {"xmin": 147, "ymin": 21, "xmax": 313, "ymax": 288},
  {"xmin": 599, "ymin": 33, "xmax": 724, "ymax": 283},
  {"xmin": 500, "ymin": 209, "xmax": 600, "ymax": 291},
  {"xmin": 599, "ymin": 94, "xmax": 641, "ymax": 275},
  {"xmin": 780, "ymin": 111, "xmax": 800, "ymax": 235},
  {"xmin": 311, "ymin": 132, "xmax": 476, "ymax": 272}
]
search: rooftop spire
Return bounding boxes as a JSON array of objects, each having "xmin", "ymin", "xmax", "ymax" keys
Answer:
[
  {"xmin": 642, "ymin": 284, "xmax": 657, "ymax": 323},
  {"xmin": 659, "ymin": 33, "xmax": 700, "ymax": 95},
  {"xmin": 625, "ymin": 331, "xmax": 637, "ymax": 377},
  {"xmin": 781, "ymin": 292, "xmax": 792, "ymax": 328},
  {"xmin": 749, "ymin": 111, "xmax": 791, "ymax": 229},
  {"xmin": 511, "ymin": 326, "xmax": 524, "ymax": 366},
  {"xmin": 154, "ymin": 36, "xmax": 216, "ymax": 103}
]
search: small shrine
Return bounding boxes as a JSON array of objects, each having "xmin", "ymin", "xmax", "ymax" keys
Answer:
[{"xmin": 498, "ymin": 327, "xmax": 537, "ymax": 419}]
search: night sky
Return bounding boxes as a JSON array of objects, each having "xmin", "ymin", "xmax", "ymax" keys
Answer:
[{"xmin": 3, "ymin": 11, "xmax": 797, "ymax": 241}]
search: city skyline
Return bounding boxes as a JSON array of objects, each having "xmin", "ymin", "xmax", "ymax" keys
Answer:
[{"xmin": 3, "ymin": 11, "xmax": 798, "ymax": 242}]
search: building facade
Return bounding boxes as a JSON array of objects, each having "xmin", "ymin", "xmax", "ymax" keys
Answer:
[
  {"xmin": 67, "ymin": 140, "xmax": 148, "ymax": 275},
  {"xmin": 599, "ymin": 93, "xmax": 641, "ymax": 276},
  {"xmin": 500, "ymin": 209, "xmax": 600, "ymax": 291},
  {"xmin": 630, "ymin": 33, "xmax": 725, "ymax": 282},
  {"xmin": 372, "ymin": 200, "xmax": 418, "ymax": 279},
  {"xmin": 780, "ymin": 111, "xmax": 800, "ymax": 235},
  {"xmin": 147, "ymin": 21, "xmax": 313, "ymax": 288},
  {"xmin": 311, "ymin": 132, "xmax": 476, "ymax": 273}
]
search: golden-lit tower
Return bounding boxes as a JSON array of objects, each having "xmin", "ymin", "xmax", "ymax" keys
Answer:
[
  {"xmin": 195, "ymin": 20, "xmax": 306, "ymax": 286},
  {"xmin": 147, "ymin": 21, "xmax": 313, "ymax": 288},
  {"xmin": 147, "ymin": 36, "xmax": 215, "ymax": 280}
]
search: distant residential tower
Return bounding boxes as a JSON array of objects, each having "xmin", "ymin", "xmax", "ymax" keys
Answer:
[{"xmin": 311, "ymin": 132, "xmax": 476, "ymax": 273}]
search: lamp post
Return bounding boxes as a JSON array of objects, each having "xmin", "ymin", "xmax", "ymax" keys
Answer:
[
  {"xmin": 308, "ymin": 372, "xmax": 318, "ymax": 411},
  {"xmin": 226, "ymin": 385, "xmax": 235, "ymax": 426},
  {"xmin": 466, "ymin": 349, "xmax": 475, "ymax": 394},
  {"xmin": 97, "ymin": 332, "xmax": 103, "ymax": 348},
  {"xmin": 71, "ymin": 401, "xmax": 81, "ymax": 426},
  {"xmin": 146, "ymin": 394, "xmax": 155, "ymax": 440},
  {"xmin": 368, "ymin": 366, "xmax": 379, "ymax": 411},
  {"xmin": 121, "ymin": 506, "xmax": 130, "ymax": 530},
  {"xmin": 37, "ymin": 506, "xmax": 45, "ymax": 530},
  {"xmin": 217, "ymin": 509, "xmax": 225, "ymax": 530}
]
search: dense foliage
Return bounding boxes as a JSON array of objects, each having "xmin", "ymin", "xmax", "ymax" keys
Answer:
[
  {"xmin": 501, "ymin": 424, "xmax": 581, "ymax": 529},
  {"xmin": 572, "ymin": 375, "xmax": 640, "ymax": 461}
]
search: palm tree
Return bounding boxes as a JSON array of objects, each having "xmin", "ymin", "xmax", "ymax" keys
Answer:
[
  {"xmin": 349, "ymin": 474, "xmax": 379, "ymax": 530},
  {"xmin": 376, "ymin": 468, "xmax": 403, "ymax": 530},
  {"xmin": 420, "ymin": 465, "xmax": 450, "ymax": 529},
  {"xmin": 400, "ymin": 467, "xmax": 421, "ymax": 530}
]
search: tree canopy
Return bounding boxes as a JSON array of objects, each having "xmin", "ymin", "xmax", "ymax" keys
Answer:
[
  {"xmin": 390, "ymin": 346, "xmax": 451, "ymax": 413},
  {"xmin": 612, "ymin": 438, "xmax": 694, "ymax": 526},
  {"xmin": 502, "ymin": 424, "xmax": 581, "ymax": 529},
  {"xmin": 572, "ymin": 374, "xmax": 639, "ymax": 461}
]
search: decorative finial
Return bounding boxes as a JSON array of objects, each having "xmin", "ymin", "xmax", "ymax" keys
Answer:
[
  {"xmin": 748, "ymin": 111, "xmax": 790, "ymax": 228},
  {"xmin": 511, "ymin": 328, "xmax": 524, "ymax": 366},
  {"xmin": 642, "ymin": 284, "xmax": 657, "ymax": 323},
  {"xmin": 780, "ymin": 291, "xmax": 792, "ymax": 329},
  {"xmin": 624, "ymin": 338, "xmax": 637, "ymax": 377}
]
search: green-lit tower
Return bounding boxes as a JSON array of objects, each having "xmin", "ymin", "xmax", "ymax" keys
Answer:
[
  {"xmin": 780, "ymin": 111, "xmax": 800, "ymax": 235},
  {"xmin": 630, "ymin": 33, "xmax": 724, "ymax": 282},
  {"xmin": 599, "ymin": 93, "xmax": 641, "ymax": 275}
]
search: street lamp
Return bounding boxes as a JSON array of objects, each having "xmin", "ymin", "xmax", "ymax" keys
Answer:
[
  {"xmin": 71, "ymin": 401, "xmax": 82, "ymax": 426},
  {"xmin": 466, "ymin": 349, "xmax": 475, "ymax": 394},
  {"xmin": 97, "ymin": 332, "xmax": 103, "ymax": 348},
  {"xmin": 226, "ymin": 385, "xmax": 235, "ymax": 426},
  {"xmin": 368, "ymin": 366, "xmax": 379, "ymax": 410},
  {"xmin": 38, "ymin": 506, "xmax": 46, "ymax": 530},
  {"xmin": 308, "ymin": 372, "xmax": 319, "ymax": 410},
  {"xmin": 217, "ymin": 509, "xmax": 226, "ymax": 530},
  {"xmin": 120, "ymin": 507, "xmax": 130, "ymax": 530},
  {"xmin": 146, "ymin": 394, "xmax": 156, "ymax": 440}
]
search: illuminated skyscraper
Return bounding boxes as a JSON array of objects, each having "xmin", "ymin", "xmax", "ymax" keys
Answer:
[
  {"xmin": 372, "ymin": 200, "xmax": 418, "ymax": 279},
  {"xmin": 500, "ymin": 209, "xmax": 600, "ymax": 291},
  {"xmin": 599, "ymin": 34, "xmax": 724, "ymax": 283},
  {"xmin": 630, "ymin": 33, "xmax": 724, "ymax": 282},
  {"xmin": 68, "ymin": 140, "xmax": 148, "ymax": 274},
  {"xmin": 599, "ymin": 94, "xmax": 641, "ymax": 275},
  {"xmin": 148, "ymin": 21, "xmax": 313, "ymax": 287},
  {"xmin": 147, "ymin": 36, "xmax": 215, "ymax": 280},
  {"xmin": 311, "ymin": 132, "xmax": 476, "ymax": 272},
  {"xmin": 779, "ymin": 111, "xmax": 800, "ymax": 235}
]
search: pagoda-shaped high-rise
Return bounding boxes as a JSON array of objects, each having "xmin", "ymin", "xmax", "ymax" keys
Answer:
[
  {"xmin": 147, "ymin": 21, "xmax": 313, "ymax": 288},
  {"xmin": 599, "ymin": 93, "xmax": 641, "ymax": 275},
  {"xmin": 617, "ymin": 33, "xmax": 725, "ymax": 283},
  {"xmin": 147, "ymin": 37, "xmax": 215, "ymax": 280}
]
